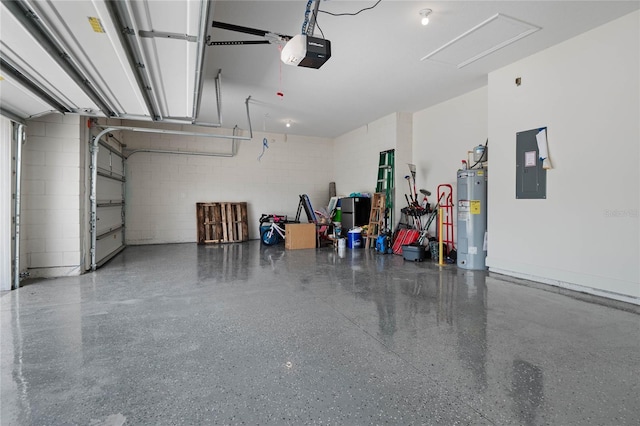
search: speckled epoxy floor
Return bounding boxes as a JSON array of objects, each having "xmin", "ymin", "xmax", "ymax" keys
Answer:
[{"xmin": 1, "ymin": 242, "xmax": 639, "ymax": 425}]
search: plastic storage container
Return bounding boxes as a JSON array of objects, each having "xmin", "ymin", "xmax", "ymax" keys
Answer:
[
  {"xmin": 402, "ymin": 244, "xmax": 425, "ymax": 262},
  {"xmin": 347, "ymin": 230, "xmax": 362, "ymax": 248}
]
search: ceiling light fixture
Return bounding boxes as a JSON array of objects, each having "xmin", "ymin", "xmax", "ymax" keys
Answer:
[{"xmin": 419, "ymin": 9, "xmax": 432, "ymax": 26}]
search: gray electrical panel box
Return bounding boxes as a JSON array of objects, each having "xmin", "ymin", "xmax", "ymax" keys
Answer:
[
  {"xmin": 457, "ymin": 168, "xmax": 487, "ymax": 270},
  {"xmin": 516, "ymin": 128, "xmax": 547, "ymax": 199}
]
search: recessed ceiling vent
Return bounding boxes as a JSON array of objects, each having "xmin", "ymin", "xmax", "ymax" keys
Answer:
[{"xmin": 421, "ymin": 13, "xmax": 541, "ymax": 68}]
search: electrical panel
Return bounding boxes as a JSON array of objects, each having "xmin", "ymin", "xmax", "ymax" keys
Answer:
[{"xmin": 516, "ymin": 128, "xmax": 547, "ymax": 199}]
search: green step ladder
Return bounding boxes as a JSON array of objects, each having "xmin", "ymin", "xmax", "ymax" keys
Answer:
[{"xmin": 376, "ymin": 150, "xmax": 394, "ymax": 232}]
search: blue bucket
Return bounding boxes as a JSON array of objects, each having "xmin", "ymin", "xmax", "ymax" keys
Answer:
[{"xmin": 347, "ymin": 230, "xmax": 362, "ymax": 249}]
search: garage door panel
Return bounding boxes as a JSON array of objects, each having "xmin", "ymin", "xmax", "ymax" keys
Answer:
[
  {"xmin": 97, "ymin": 144, "xmax": 113, "ymax": 170},
  {"xmin": 97, "ymin": 176, "xmax": 124, "ymax": 200},
  {"xmin": 97, "ymin": 145, "xmax": 125, "ymax": 183},
  {"xmin": 92, "ymin": 138, "xmax": 126, "ymax": 269},
  {"xmin": 111, "ymin": 157, "xmax": 124, "ymax": 176},
  {"xmin": 96, "ymin": 205, "xmax": 123, "ymax": 235},
  {"xmin": 96, "ymin": 231, "xmax": 124, "ymax": 265}
]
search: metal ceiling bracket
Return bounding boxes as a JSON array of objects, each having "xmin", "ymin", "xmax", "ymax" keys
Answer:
[
  {"xmin": 216, "ymin": 70, "xmax": 223, "ymax": 124},
  {"xmin": 305, "ymin": 0, "xmax": 322, "ymax": 36},
  {"xmin": 192, "ymin": 69, "xmax": 224, "ymax": 127},
  {"xmin": 192, "ymin": 0, "xmax": 215, "ymax": 123},
  {"xmin": 138, "ymin": 30, "xmax": 197, "ymax": 42},
  {"xmin": 208, "ymin": 20, "xmax": 291, "ymax": 46},
  {"xmin": 105, "ymin": 0, "xmax": 163, "ymax": 121},
  {"xmin": 244, "ymin": 96, "xmax": 254, "ymax": 139}
]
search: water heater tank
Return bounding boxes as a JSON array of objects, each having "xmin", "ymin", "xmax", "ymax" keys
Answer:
[{"xmin": 456, "ymin": 168, "xmax": 487, "ymax": 270}]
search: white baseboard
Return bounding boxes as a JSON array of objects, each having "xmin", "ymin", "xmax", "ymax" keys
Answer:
[{"xmin": 489, "ymin": 267, "xmax": 640, "ymax": 306}]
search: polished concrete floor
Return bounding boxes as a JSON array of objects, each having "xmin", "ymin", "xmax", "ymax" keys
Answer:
[{"xmin": 1, "ymin": 242, "xmax": 639, "ymax": 425}]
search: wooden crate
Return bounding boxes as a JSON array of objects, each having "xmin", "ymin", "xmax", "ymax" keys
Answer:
[{"xmin": 196, "ymin": 202, "xmax": 248, "ymax": 244}]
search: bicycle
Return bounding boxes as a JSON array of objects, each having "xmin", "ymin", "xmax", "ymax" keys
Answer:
[{"xmin": 259, "ymin": 214, "xmax": 292, "ymax": 246}]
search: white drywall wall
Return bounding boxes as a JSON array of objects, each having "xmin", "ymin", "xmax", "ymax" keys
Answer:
[
  {"xmin": 413, "ymin": 87, "xmax": 488, "ymax": 237},
  {"xmin": 123, "ymin": 122, "xmax": 334, "ymax": 244},
  {"xmin": 333, "ymin": 112, "xmax": 412, "ymax": 226},
  {"xmin": 333, "ymin": 113, "xmax": 398, "ymax": 196},
  {"xmin": 0, "ymin": 117, "xmax": 12, "ymax": 290},
  {"xmin": 21, "ymin": 114, "xmax": 83, "ymax": 277},
  {"xmin": 394, "ymin": 112, "xmax": 413, "ymax": 228},
  {"xmin": 487, "ymin": 11, "xmax": 639, "ymax": 301}
]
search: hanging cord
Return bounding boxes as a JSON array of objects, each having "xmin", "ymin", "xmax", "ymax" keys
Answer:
[
  {"xmin": 258, "ymin": 137, "xmax": 269, "ymax": 162},
  {"xmin": 277, "ymin": 45, "xmax": 284, "ymax": 98},
  {"xmin": 312, "ymin": 7, "xmax": 325, "ymax": 38},
  {"xmin": 319, "ymin": 0, "xmax": 382, "ymax": 16},
  {"xmin": 301, "ymin": 0, "xmax": 380, "ymax": 39}
]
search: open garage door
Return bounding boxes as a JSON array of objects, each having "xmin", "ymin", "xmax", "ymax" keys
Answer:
[{"xmin": 92, "ymin": 137, "xmax": 126, "ymax": 269}]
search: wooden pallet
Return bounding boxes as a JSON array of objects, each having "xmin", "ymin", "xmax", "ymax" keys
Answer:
[{"xmin": 196, "ymin": 202, "xmax": 248, "ymax": 244}]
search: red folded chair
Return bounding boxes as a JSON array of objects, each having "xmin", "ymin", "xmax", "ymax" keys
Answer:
[{"xmin": 392, "ymin": 229, "xmax": 420, "ymax": 255}]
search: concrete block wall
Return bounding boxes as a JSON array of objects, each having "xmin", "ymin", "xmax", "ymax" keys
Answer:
[
  {"xmin": 21, "ymin": 114, "xmax": 83, "ymax": 277},
  {"xmin": 123, "ymin": 121, "xmax": 334, "ymax": 244}
]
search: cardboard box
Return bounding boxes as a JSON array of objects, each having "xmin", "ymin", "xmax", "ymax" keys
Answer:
[{"xmin": 285, "ymin": 223, "xmax": 316, "ymax": 250}]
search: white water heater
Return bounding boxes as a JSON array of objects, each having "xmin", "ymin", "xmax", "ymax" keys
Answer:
[{"xmin": 457, "ymin": 168, "xmax": 487, "ymax": 270}]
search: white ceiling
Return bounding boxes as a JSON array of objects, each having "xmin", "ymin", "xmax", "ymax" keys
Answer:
[
  {"xmin": 1, "ymin": 1, "xmax": 638, "ymax": 139},
  {"xmin": 203, "ymin": 0, "xmax": 640, "ymax": 138}
]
